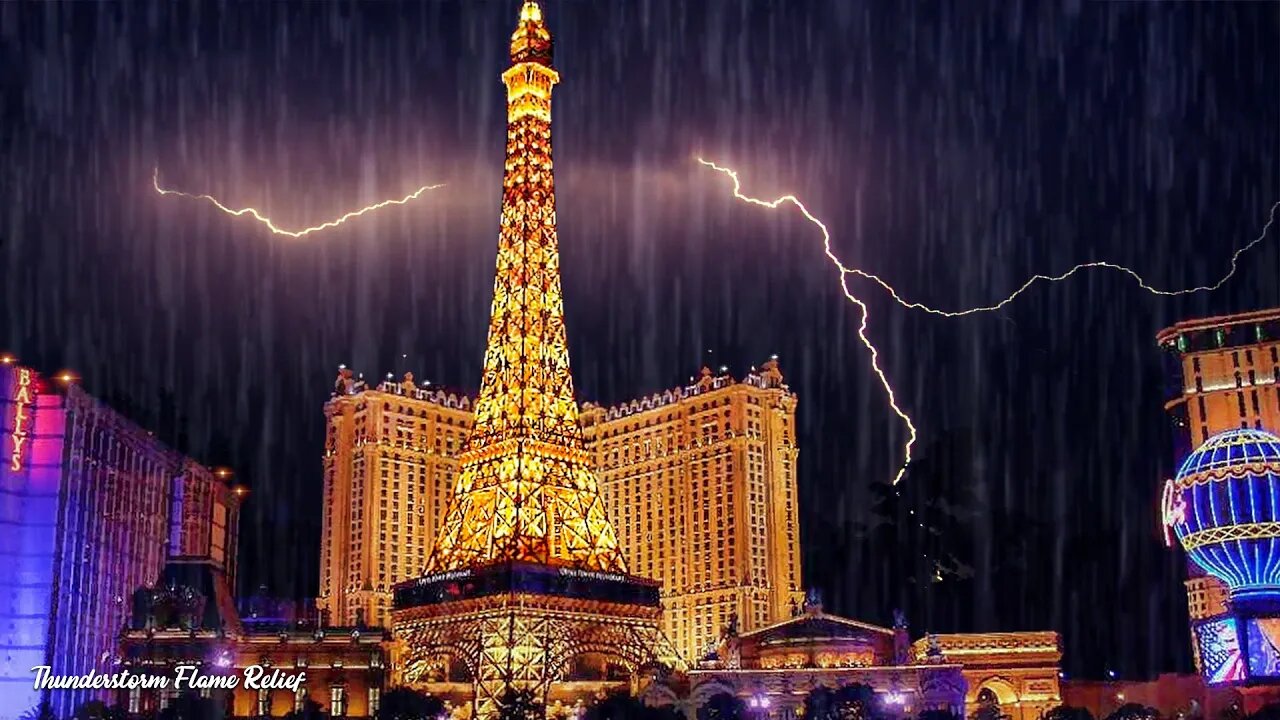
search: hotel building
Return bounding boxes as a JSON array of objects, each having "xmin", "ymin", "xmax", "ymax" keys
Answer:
[
  {"xmin": 318, "ymin": 361, "xmax": 802, "ymax": 663},
  {"xmin": 1157, "ymin": 309, "xmax": 1280, "ymax": 668},
  {"xmin": 582, "ymin": 360, "xmax": 804, "ymax": 662},
  {"xmin": 0, "ymin": 362, "xmax": 243, "ymax": 719},
  {"xmin": 318, "ymin": 370, "xmax": 474, "ymax": 628},
  {"xmin": 118, "ymin": 584, "xmax": 386, "ymax": 718}
]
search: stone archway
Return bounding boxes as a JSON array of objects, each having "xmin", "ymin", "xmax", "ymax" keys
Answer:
[
  {"xmin": 971, "ymin": 678, "xmax": 1019, "ymax": 707},
  {"xmin": 401, "ymin": 641, "xmax": 479, "ymax": 685},
  {"xmin": 968, "ymin": 678, "xmax": 1029, "ymax": 720},
  {"xmin": 689, "ymin": 678, "xmax": 739, "ymax": 708}
]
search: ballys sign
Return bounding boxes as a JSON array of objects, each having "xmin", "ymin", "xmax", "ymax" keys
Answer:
[{"xmin": 10, "ymin": 367, "xmax": 35, "ymax": 472}]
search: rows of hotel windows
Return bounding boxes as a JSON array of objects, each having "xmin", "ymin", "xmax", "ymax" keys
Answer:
[
  {"xmin": 1187, "ymin": 344, "xmax": 1280, "ymax": 441},
  {"xmin": 60, "ymin": 408, "xmax": 173, "ymax": 706},
  {"xmin": 321, "ymin": 383, "xmax": 799, "ymax": 656},
  {"xmin": 591, "ymin": 395, "xmax": 794, "ymax": 466}
]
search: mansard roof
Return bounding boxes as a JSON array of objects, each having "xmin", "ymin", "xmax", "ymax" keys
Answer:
[{"xmin": 741, "ymin": 609, "xmax": 894, "ymax": 646}]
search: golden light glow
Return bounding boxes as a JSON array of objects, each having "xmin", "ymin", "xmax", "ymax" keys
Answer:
[
  {"xmin": 428, "ymin": 0, "xmax": 626, "ymax": 574},
  {"xmin": 700, "ymin": 158, "xmax": 1280, "ymax": 485},
  {"xmin": 152, "ymin": 168, "xmax": 444, "ymax": 239}
]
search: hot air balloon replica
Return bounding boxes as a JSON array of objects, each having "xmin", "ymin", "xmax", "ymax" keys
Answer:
[{"xmin": 1164, "ymin": 428, "xmax": 1280, "ymax": 703}]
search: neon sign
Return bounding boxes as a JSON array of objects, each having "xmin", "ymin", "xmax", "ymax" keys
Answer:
[
  {"xmin": 10, "ymin": 367, "xmax": 34, "ymax": 472},
  {"xmin": 1161, "ymin": 478, "xmax": 1187, "ymax": 547}
]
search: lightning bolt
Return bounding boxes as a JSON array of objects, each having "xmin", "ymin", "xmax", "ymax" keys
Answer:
[
  {"xmin": 698, "ymin": 157, "xmax": 1280, "ymax": 485},
  {"xmin": 152, "ymin": 168, "xmax": 444, "ymax": 238}
]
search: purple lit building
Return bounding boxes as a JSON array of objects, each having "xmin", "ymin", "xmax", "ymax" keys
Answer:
[{"xmin": 0, "ymin": 363, "xmax": 243, "ymax": 719}]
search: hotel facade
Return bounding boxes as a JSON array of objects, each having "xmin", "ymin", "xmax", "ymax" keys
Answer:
[
  {"xmin": 316, "ymin": 13, "xmax": 1059, "ymax": 715},
  {"xmin": 318, "ymin": 361, "xmax": 802, "ymax": 665},
  {"xmin": 0, "ymin": 362, "xmax": 243, "ymax": 720},
  {"xmin": 1157, "ymin": 309, "xmax": 1280, "ymax": 666}
]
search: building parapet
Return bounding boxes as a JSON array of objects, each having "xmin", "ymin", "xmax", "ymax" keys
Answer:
[
  {"xmin": 328, "ymin": 359, "xmax": 792, "ymax": 423},
  {"xmin": 581, "ymin": 360, "xmax": 793, "ymax": 424},
  {"xmin": 911, "ymin": 631, "xmax": 1062, "ymax": 662},
  {"xmin": 1157, "ymin": 308, "xmax": 1280, "ymax": 355},
  {"xmin": 329, "ymin": 368, "xmax": 473, "ymax": 411}
]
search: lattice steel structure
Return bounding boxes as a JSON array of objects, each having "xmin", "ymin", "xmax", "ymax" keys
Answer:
[
  {"xmin": 393, "ymin": 4, "xmax": 677, "ymax": 717},
  {"xmin": 427, "ymin": 0, "xmax": 625, "ymax": 576}
]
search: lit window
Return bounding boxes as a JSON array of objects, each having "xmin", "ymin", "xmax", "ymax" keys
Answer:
[{"xmin": 330, "ymin": 685, "xmax": 347, "ymax": 716}]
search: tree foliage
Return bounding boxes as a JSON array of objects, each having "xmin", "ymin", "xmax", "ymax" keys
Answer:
[
  {"xmin": 1103, "ymin": 703, "xmax": 1158, "ymax": 720},
  {"xmin": 969, "ymin": 690, "xmax": 1008, "ymax": 720},
  {"xmin": 497, "ymin": 688, "xmax": 545, "ymax": 720},
  {"xmin": 74, "ymin": 702, "xmax": 129, "ymax": 720},
  {"xmin": 285, "ymin": 697, "xmax": 329, "ymax": 720},
  {"xmin": 378, "ymin": 688, "xmax": 447, "ymax": 720},
  {"xmin": 698, "ymin": 693, "xmax": 745, "ymax": 720},
  {"xmin": 157, "ymin": 691, "xmax": 223, "ymax": 720},
  {"xmin": 582, "ymin": 691, "xmax": 683, "ymax": 720},
  {"xmin": 1042, "ymin": 705, "xmax": 1096, "ymax": 720},
  {"xmin": 803, "ymin": 685, "xmax": 878, "ymax": 720}
]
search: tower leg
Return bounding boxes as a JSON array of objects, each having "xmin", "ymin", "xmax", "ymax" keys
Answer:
[{"xmin": 475, "ymin": 612, "xmax": 552, "ymax": 720}]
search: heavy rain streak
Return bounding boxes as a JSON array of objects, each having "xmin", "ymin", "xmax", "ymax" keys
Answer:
[{"xmin": 2, "ymin": 0, "xmax": 1277, "ymax": 682}]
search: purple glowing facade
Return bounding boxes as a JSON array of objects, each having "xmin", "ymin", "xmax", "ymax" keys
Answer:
[
  {"xmin": 0, "ymin": 366, "xmax": 64, "ymax": 718},
  {"xmin": 0, "ymin": 364, "xmax": 242, "ymax": 720}
]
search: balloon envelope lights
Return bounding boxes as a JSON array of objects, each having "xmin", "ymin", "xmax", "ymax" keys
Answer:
[{"xmin": 1165, "ymin": 428, "xmax": 1280, "ymax": 606}]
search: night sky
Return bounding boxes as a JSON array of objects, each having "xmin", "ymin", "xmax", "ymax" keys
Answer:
[{"xmin": 2, "ymin": 1, "xmax": 1278, "ymax": 682}]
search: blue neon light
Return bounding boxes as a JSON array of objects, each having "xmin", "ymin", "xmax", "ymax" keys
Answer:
[{"xmin": 1172, "ymin": 429, "xmax": 1280, "ymax": 596}]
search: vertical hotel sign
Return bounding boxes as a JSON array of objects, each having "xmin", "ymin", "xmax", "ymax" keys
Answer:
[{"xmin": 10, "ymin": 367, "xmax": 34, "ymax": 472}]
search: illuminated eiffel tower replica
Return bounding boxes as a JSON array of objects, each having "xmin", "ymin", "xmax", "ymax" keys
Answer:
[{"xmin": 392, "ymin": 3, "xmax": 679, "ymax": 717}]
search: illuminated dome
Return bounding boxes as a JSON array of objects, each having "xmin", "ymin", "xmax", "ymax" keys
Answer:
[{"xmin": 1166, "ymin": 428, "xmax": 1280, "ymax": 604}]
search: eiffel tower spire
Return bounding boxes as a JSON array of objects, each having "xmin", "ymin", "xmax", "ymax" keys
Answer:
[{"xmin": 427, "ymin": 0, "xmax": 626, "ymax": 573}]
